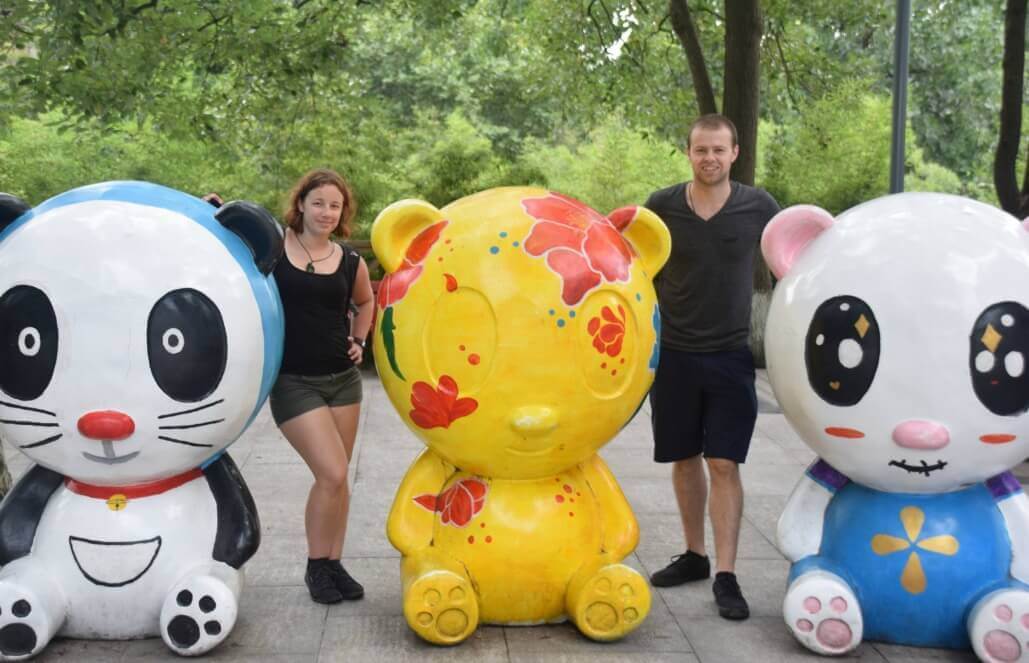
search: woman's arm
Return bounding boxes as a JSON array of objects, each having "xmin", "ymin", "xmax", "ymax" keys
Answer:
[{"xmin": 347, "ymin": 257, "xmax": 375, "ymax": 364}]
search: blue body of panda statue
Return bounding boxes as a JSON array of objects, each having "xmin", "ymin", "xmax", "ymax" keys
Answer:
[{"xmin": 0, "ymin": 182, "xmax": 284, "ymax": 659}]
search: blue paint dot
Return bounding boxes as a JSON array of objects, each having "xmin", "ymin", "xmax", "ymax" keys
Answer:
[
  {"xmin": 557, "ymin": 319, "xmax": 566, "ymax": 328},
  {"xmin": 636, "ymin": 293, "xmax": 642, "ymax": 301},
  {"xmin": 569, "ymin": 311, "xmax": 576, "ymax": 318},
  {"xmin": 549, "ymin": 309, "xmax": 556, "ymax": 315},
  {"xmin": 512, "ymin": 241, "xmax": 520, "ymax": 247},
  {"xmin": 499, "ymin": 231, "xmax": 508, "ymax": 238},
  {"xmin": 489, "ymin": 246, "xmax": 500, "ymax": 254}
]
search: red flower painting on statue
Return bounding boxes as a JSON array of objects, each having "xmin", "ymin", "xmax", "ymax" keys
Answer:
[
  {"xmin": 588, "ymin": 305, "xmax": 627, "ymax": 357},
  {"xmin": 377, "ymin": 220, "xmax": 449, "ymax": 309},
  {"xmin": 409, "ymin": 375, "xmax": 478, "ymax": 429},
  {"xmin": 413, "ymin": 478, "xmax": 488, "ymax": 527},
  {"xmin": 522, "ymin": 193, "xmax": 636, "ymax": 305}
]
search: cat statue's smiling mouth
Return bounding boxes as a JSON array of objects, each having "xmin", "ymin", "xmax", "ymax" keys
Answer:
[
  {"xmin": 82, "ymin": 440, "xmax": 139, "ymax": 465},
  {"xmin": 887, "ymin": 458, "xmax": 949, "ymax": 476}
]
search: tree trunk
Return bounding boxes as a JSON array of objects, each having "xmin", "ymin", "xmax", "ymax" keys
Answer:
[
  {"xmin": 669, "ymin": 0, "xmax": 718, "ymax": 116},
  {"xmin": 667, "ymin": 0, "xmax": 773, "ymax": 365},
  {"xmin": 723, "ymin": 0, "xmax": 772, "ymax": 364},
  {"xmin": 722, "ymin": 0, "xmax": 762, "ymax": 187},
  {"xmin": 994, "ymin": 0, "xmax": 1027, "ymax": 218}
]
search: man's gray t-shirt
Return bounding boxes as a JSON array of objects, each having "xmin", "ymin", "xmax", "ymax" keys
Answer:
[{"xmin": 645, "ymin": 181, "xmax": 780, "ymax": 353}]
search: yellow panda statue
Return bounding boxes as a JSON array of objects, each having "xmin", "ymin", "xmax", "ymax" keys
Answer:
[{"xmin": 372, "ymin": 187, "xmax": 670, "ymax": 645}]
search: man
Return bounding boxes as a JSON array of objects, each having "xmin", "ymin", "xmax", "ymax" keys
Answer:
[{"xmin": 645, "ymin": 114, "xmax": 780, "ymax": 620}]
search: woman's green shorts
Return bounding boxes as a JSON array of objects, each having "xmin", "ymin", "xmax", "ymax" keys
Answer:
[{"xmin": 269, "ymin": 366, "xmax": 363, "ymax": 426}]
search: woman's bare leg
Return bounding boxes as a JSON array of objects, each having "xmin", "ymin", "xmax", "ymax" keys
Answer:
[{"xmin": 278, "ymin": 406, "xmax": 349, "ymax": 558}]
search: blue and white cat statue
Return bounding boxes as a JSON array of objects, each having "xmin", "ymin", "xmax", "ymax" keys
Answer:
[
  {"xmin": 763, "ymin": 193, "xmax": 1029, "ymax": 662},
  {"xmin": 0, "ymin": 182, "xmax": 284, "ymax": 659}
]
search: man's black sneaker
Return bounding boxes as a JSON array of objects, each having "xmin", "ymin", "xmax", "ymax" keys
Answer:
[
  {"xmin": 328, "ymin": 560, "xmax": 365, "ymax": 600},
  {"xmin": 650, "ymin": 550, "xmax": 711, "ymax": 587},
  {"xmin": 305, "ymin": 559, "xmax": 344, "ymax": 604},
  {"xmin": 712, "ymin": 571, "xmax": 750, "ymax": 620}
]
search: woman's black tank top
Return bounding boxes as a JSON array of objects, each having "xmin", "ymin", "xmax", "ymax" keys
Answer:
[{"xmin": 274, "ymin": 245, "xmax": 359, "ymax": 376}]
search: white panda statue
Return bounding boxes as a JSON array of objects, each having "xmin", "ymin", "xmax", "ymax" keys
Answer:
[
  {"xmin": 762, "ymin": 193, "xmax": 1029, "ymax": 662},
  {"xmin": 0, "ymin": 182, "xmax": 284, "ymax": 658}
]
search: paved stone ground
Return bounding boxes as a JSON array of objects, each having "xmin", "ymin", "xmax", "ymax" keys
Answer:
[{"xmin": 5, "ymin": 369, "xmax": 1026, "ymax": 662}]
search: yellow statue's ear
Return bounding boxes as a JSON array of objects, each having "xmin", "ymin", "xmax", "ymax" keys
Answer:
[
  {"xmin": 371, "ymin": 199, "xmax": 444, "ymax": 273},
  {"xmin": 608, "ymin": 206, "xmax": 671, "ymax": 278}
]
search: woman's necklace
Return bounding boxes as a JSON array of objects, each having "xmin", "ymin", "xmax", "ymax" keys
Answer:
[{"xmin": 295, "ymin": 233, "xmax": 335, "ymax": 273}]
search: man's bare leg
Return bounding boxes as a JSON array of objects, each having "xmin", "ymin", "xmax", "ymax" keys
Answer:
[
  {"xmin": 706, "ymin": 458, "xmax": 743, "ymax": 573},
  {"xmin": 673, "ymin": 456, "xmax": 708, "ymax": 555},
  {"xmin": 706, "ymin": 457, "xmax": 749, "ymax": 619}
]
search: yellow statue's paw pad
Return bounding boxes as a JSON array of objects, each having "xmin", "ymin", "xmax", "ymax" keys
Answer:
[
  {"xmin": 404, "ymin": 572, "xmax": 479, "ymax": 645},
  {"xmin": 573, "ymin": 565, "xmax": 650, "ymax": 641}
]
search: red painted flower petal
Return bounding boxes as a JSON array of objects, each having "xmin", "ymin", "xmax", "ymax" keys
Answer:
[
  {"xmin": 437, "ymin": 375, "xmax": 459, "ymax": 405},
  {"xmin": 523, "ymin": 193, "xmax": 607, "ymax": 230},
  {"xmin": 584, "ymin": 223, "xmax": 632, "ymax": 282},
  {"xmin": 524, "ymin": 220, "xmax": 585, "ymax": 256},
  {"xmin": 409, "ymin": 377, "xmax": 477, "ymax": 429},
  {"xmin": 592, "ymin": 336, "xmax": 606, "ymax": 353},
  {"xmin": 447, "ymin": 488, "xmax": 473, "ymax": 526},
  {"xmin": 379, "ymin": 265, "xmax": 423, "ymax": 308},
  {"xmin": 444, "ymin": 273, "xmax": 458, "ymax": 292},
  {"xmin": 406, "ymin": 220, "xmax": 449, "ymax": 265},
  {"xmin": 450, "ymin": 398, "xmax": 478, "ymax": 421},
  {"xmin": 463, "ymin": 478, "xmax": 487, "ymax": 501},
  {"xmin": 435, "ymin": 479, "xmax": 488, "ymax": 527},
  {"xmin": 410, "ymin": 381, "xmax": 440, "ymax": 410},
  {"xmin": 410, "ymin": 409, "xmax": 443, "ymax": 429},
  {"xmin": 410, "ymin": 381, "xmax": 449, "ymax": 429},
  {"xmin": 606, "ymin": 339, "xmax": 622, "ymax": 357},
  {"xmin": 607, "ymin": 206, "xmax": 638, "ymax": 232},
  {"xmin": 587, "ymin": 317, "xmax": 600, "ymax": 335},
  {"xmin": 599, "ymin": 323, "xmax": 621, "ymax": 343},
  {"xmin": 376, "ymin": 274, "xmax": 391, "ymax": 309},
  {"xmin": 413, "ymin": 494, "xmax": 438, "ymax": 512},
  {"xmin": 546, "ymin": 249, "xmax": 602, "ymax": 306}
]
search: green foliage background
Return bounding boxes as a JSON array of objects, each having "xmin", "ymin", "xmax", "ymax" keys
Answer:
[{"xmin": 1, "ymin": 0, "xmax": 1023, "ymax": 233}]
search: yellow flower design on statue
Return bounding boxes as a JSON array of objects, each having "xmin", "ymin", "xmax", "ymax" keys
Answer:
[{"xmin": 870, "ymin": 506, "xmax": 959, "ymax": 594}]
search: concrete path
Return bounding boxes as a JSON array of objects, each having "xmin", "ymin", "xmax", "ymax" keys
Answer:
[{"xmin": 5, "ymin": 369, "xmax": 1023, "ymax": 662}]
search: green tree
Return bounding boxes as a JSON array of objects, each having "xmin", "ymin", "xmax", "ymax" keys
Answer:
[
  {"xmin": 763, "ymin": 80, "xmax": 962, "ymax": 213},
  {"xmin": 520, "ymin": 114, "xmax": 691, "ymax": 211}
]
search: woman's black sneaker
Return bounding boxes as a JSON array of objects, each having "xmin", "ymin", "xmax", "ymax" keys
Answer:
[
  {"xmin": 712, "ymin": 571, "xmax": 750, "ymax": 620},
  {"xmin": 650, "ymin": 550, "xmax": 711, "ymax": 587},
  {"xmin": 328, "ymin": 560, "xmax": 365, "ymax": 600},
  {"xmin": 305, "ymin": 559, "xmax": 344, "ymax": 604}
]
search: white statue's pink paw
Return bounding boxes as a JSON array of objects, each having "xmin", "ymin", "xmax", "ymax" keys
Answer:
[
  {"xmin": 784, "ymin": 570, "xmax": 862, "ymax": 655},
  {"xmin": 970, "ymin": 589, "xmax": 1029, "ymax": 662}
]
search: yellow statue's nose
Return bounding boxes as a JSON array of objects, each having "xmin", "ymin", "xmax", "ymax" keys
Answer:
[{"xmin": 509, "ymin": 406, "xmax": 559, "ymax": 437}]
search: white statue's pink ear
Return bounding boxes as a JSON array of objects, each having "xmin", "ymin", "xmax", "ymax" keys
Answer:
[
  {"xmin": 1022, "ymin": 218, "xmax": 1029, "ymax": 233},
  {"xmin": 761, "ymin": 205, "xmax": 834, "ymax": 279}
]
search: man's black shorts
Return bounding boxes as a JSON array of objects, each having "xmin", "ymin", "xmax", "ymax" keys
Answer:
[{"xmin": 650, "ymin": 346, "xmax": 758, "ymax": 464}]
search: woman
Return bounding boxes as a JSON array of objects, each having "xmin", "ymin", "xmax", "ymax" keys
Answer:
[{"xmin": 268, "ymin": 169, "xmax": 374, "ymax": 603}]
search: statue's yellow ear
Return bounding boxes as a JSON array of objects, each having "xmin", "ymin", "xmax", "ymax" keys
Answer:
[
  {"xmin": 608, "ymin": 206, "xmax": 671, "ymax": 277},
  {"xmin": 371, "ymin": 199, "xmax": 445, "ymax": 274}
]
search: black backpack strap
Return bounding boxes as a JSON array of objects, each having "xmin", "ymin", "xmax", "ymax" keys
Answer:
[{"xmin": 341, "ymin": 244, "xmax": 361, "ymax": 314}]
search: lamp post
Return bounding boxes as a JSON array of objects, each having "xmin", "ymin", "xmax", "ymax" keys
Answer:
[{"xmin": 890, "ymin": 0, "xmax": 912, "ymax": 193}]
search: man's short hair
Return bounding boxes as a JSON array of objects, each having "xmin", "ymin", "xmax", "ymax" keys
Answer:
[{"xmin": 687, "ymin": 114, "xmax": 738, "ymax": 148}]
